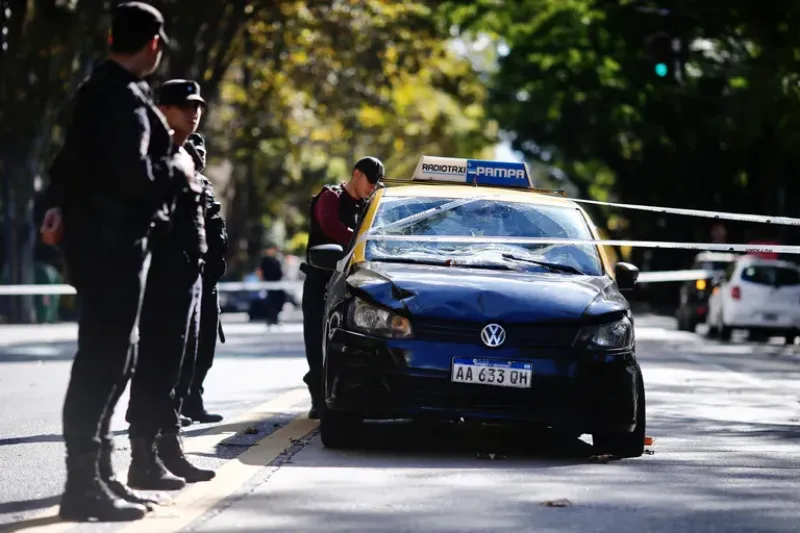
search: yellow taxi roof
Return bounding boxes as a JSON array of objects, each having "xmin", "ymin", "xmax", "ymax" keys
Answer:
[{"xmin": 380, "ymin": 183, "xmax": 580, "ymax": 209}]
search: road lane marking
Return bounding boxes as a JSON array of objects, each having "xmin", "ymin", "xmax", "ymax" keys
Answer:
[
  {"xmin": 116, "ymin": 416, "xmax": 318, "ymax": 533},
  {"xmin": 0, "ymin": 387, "xmax": 309, "ymax": 533}
]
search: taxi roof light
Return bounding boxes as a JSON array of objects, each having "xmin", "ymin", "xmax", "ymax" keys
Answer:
[
  {"xmin": 411, "ymin": 155, "xmax": 535, "ymax": 190},
  {"xmin": 379, "ymin": 155, "xmax": 570, "ymax": 197}
]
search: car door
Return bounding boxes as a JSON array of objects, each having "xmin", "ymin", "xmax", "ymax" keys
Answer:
[
  {"xmin": 736, "ymin": 264, "xmax": 787, "ymax": 313},
  {"xmin": 749, "ymin": 264, "xmax": 800, "ymax": 313}
]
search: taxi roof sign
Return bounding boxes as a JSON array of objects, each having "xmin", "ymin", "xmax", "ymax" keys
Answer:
[{"xmin": 411, "ymin": 155, "xmax": 534, "ymax": 189}]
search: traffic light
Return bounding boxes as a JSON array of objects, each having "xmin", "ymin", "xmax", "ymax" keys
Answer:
[{"xmin": 647, "ymin": 32, "xmax": 680, "ymax": 83}]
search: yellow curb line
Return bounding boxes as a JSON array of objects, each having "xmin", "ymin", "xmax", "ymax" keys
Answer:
[
  {"xmin": 116, "ymin": 416, "xmax": 318, "ymax": 533},
  {"xmin": 1, "ymin": 387, "xmax": 311, "ymax": 533}
]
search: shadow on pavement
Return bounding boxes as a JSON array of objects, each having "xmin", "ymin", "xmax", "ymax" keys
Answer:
[{"xmin": 0, "ymin": 495, "xmax": 60, "ymax": 517}]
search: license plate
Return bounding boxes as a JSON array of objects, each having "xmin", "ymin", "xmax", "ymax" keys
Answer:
[
  {"xmin": 764, "ymin": 313, "xmax": 778, "ymax": 321},
  {"xmin": 451, "ymin": 357, "xmax": 533, "ymax": 389}
]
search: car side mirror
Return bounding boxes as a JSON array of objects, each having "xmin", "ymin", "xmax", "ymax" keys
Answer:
[
  {"xmin": 307, "ymin": 244, "xmax": 345, "ymax": 271},
  {"xmin": 615, "ymin": 262, "xmax": 639, "ymax": 291}
]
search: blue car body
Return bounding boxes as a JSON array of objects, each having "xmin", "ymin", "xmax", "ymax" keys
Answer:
[{"xmin": 315, "ymin": 156, "xmax": 646, "ymax": 457}]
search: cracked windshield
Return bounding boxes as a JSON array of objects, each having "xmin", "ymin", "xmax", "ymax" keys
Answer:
[{"xmin": 367, "ymin": 196, "xmax": 603, "ymax": 275}]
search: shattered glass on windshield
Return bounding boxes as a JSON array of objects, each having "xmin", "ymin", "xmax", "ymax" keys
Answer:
[{"xmin": 366, "ymin": 196, "xmax": 604, "ymax": 276}]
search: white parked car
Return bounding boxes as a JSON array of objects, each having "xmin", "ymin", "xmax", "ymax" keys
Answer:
[{"xmin": 706, "ymin": 256, "xmax": 800, "ymax": 343}]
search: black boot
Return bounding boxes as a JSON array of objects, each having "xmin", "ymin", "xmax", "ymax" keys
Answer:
[
  {"xmin": 99, "ymin": 441, "xmax": 164, "ymax": 510},
  {"xmin": 127, "ymin": 437, "xmax": 186, "ymax": 490},
  {"xmin": 157, "ymin": 432, "xmax": 215, "ymax": 483},
  {"xmin": 307, "ymin": 382, "xmax": 321, "ymax": 420},
  {"xmin": 182, "ymin": 395, "xmax": 223, "ymax": 424},
  {"xmin": 59, "ymin": 451, "xmax": 148, "ymax": 522}
]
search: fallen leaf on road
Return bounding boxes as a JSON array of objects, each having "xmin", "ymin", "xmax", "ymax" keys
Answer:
[
  {"xmin": 588, "ymin": 454, "xmax": 619, "ymax": 463},
  {"xmin": 541, "ymin": 499, "xmax": 572, "ymax": 507},
  {"xmin": 245, "ymin": 426, "xmax": 258, "ymax": 434},
  {"xmin": 476, "ymin": 452, "xmax": 507, "ymax": 460},
  {"xmin": 644, "ymin": 436, "xmax": 655, "ymax": 446}
]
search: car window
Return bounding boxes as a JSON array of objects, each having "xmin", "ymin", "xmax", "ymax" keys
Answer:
[
  {"xmin": 740, "ymin": 265, "xmax": 800, "ymax": 286},
  {"xmin": 702, "ymin": 261, "xmax": 732, "ymax": 271},
  {"xmin": 366, "ymin": 195, "xmax": 603, "ymax": 276}
]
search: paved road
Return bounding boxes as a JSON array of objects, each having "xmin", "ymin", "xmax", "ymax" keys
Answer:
[{"xmin": 1, "ymin": 314, "xmax": 799, "ymax": 533}]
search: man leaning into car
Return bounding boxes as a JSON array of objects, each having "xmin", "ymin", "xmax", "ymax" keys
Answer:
[{"xmin": 300, "ymin": 156, "xmax": 384, "ymax": 418}]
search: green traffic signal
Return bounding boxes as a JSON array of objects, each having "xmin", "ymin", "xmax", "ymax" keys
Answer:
[{"xmin": 655, "ymin": 63, "xmax": 668, "ymax": 77}]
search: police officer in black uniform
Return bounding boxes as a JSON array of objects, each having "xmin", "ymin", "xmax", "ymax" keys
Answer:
[
  {"xmin": 124, "ymin": 79, "xmax": 214, "ymax": 490},
  {"xmin": 39, "ymin": 2, "xmax": 195, "ymax": 522},
  {"xmin": 180, "ymin": 132, "xmax": 227, "ymax": 424},
  {"xmin": 301, "ymin": 157, "xmax": 384, "ymax": 418}
]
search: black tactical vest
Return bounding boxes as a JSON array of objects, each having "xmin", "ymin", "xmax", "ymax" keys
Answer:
[{"xmin": 306, "ymin": 184, "xmax": 364, "ymax": 256}]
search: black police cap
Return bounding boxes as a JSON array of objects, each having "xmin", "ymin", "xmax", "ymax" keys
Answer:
[
  {"xmin": 156, "ymin": 79, "xmax": 207, "ymax": 107},
  {"xmin": 354, "ymin": 156, "xmax": 384, "ymax": 184},
  {"xmin": 111, "ymin": 2, "xmax": 172, "ymax": 51}
]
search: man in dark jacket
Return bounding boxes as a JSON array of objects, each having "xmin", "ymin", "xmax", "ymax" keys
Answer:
[
  {"xmin": 301, "ymin": 157, "xmax": 384, "ymax": 418},
  {"xmin": 259, "ymin": 243, "xmax": 285, "ymax": 326},
  {"xmin": 180, "ymin": 132, "xmax": 227, "ymax": 424},
  {"xmin": 39, "ymin": 2, "xmax": 195, "ymax": 522},
  {"xmin": 124, "ymin": 79, "xmax": 214, "ymax": 491}
]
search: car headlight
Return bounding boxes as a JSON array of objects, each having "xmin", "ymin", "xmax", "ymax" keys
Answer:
[
  {"xmin": 348, "ymin": 297, "xmax": 412, "ymax": 338},
  {"xmin": 573, "ymin": 315, "xmax": 633, "ymax": 350}
]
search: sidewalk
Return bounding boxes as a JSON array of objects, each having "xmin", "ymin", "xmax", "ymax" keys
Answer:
[{"xmin": 0, "ymin": 309, "xmax": 304, "ymax": 348}]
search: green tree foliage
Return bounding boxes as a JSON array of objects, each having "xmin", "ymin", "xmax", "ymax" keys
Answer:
[
  {"xmin": 0, "ymin": 0, "xmax": 495, "ymax": 320},
  {"xmin": 209, "ymin": 0, "xmax": 497, "ymax": 265},
  {"xmin": 446, "ymin": 0, "xmax": 800, "ymax": 273}
]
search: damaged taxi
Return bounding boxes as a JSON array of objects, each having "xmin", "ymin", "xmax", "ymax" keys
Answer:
[{"xmin": 308, "ymin": 155, "xmax": 646, "ymax": 457}]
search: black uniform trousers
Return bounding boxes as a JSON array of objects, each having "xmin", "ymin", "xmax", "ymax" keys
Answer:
[
  {"xmin": 265, "ymin": 290, "xmax": 286, "ymax": 325},
  {"xmin": 301, "ymin": 269, "xmax": 331, "ymax": 399},
  {"xmin": 126, "ymin": 250, "xmax": 202, "ymax": 438},
  {"xmin": 182, "ymin": 284, "xmax": 220, "ymax": 411},
  {"xmin": 62, "ymin": 243, "xmax": 151, "ymax": 456}
]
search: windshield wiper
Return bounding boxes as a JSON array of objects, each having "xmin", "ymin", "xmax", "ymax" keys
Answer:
[{"xmin": 500, "ymin": 253, "xmax": 586, "ymax": 275}]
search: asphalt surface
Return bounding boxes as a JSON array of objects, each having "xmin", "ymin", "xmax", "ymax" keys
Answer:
[{"xmin": 1, "ymin": 313, "xmax": 800, "ymax": 532}]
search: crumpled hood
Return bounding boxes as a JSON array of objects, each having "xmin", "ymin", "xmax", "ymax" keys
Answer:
[{"xmin": 346, "ymin": 262, "xmax": 627, "ymax": 323}]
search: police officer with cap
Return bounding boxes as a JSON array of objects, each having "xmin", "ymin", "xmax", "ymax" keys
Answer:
[
  {"xmin": 301, "ymin": 156, "xmax": 384, "ymax": 418},
  {"xmin": 124, "ymin": 78, "xmax": 214, "ymax": 491},
  {"xmin": 39, "ymin": 1, "xmax": 194, "ymax": 522},
  {"xmin": 180, "ymin": 130, "xmax": 228, "ymax": 425}
]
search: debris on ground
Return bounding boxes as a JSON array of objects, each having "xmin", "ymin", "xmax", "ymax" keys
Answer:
[
  {"xmin": 541, "ymin": 498, "xmax": 573, "ymax": 507},
  {"xmin": 644, "ymin": 436, "xmax": 655, "ymax": 446},
  {"xmin": 244, "ymin": 426, "xmax": 258, "ymax": 435},
  {"xmin": 476, "ymin": 452, "xmax": 507, "ymax": 460},
  {"xmin": 644, "ymin": 449, "xmax": 655, "ymax": 455},
  {"xmin": 588, "ymin": 454, "xmax": 619, "ymax": 463}
]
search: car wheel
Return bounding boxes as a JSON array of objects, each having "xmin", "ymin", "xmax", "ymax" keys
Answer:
[
  {"xmin": 592, "ymin": 369, "xmax": 646, "ymax": 458},
  {"xmin": 320, "ymin": 403, "xmax": 363, "ymax": 450},
  {"xmin": 677, "ymin": 313, "xmax": 692, "ymax": 332},
  {"xmin": 785, "ymin": 334, "xmax": 796, "ymax": 346}
]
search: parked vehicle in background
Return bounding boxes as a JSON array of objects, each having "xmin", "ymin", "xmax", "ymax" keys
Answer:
[
  {"xmin": 706, "ymin": 255, "xmax": 800, "ymax": 343},
  {"xmin": 675, "ymin": 252, "xmax": 739, "ymax": 332}
]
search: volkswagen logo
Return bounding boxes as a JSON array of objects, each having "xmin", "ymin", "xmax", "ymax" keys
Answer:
[{"xmin": 480, "ymin": 323, "xmax": 506, "ymax": 348}]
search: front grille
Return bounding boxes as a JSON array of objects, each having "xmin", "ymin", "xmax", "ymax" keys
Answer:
[{"xmin": 412, "ymin": 318, "xmax": 581, "ymax": 348}]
